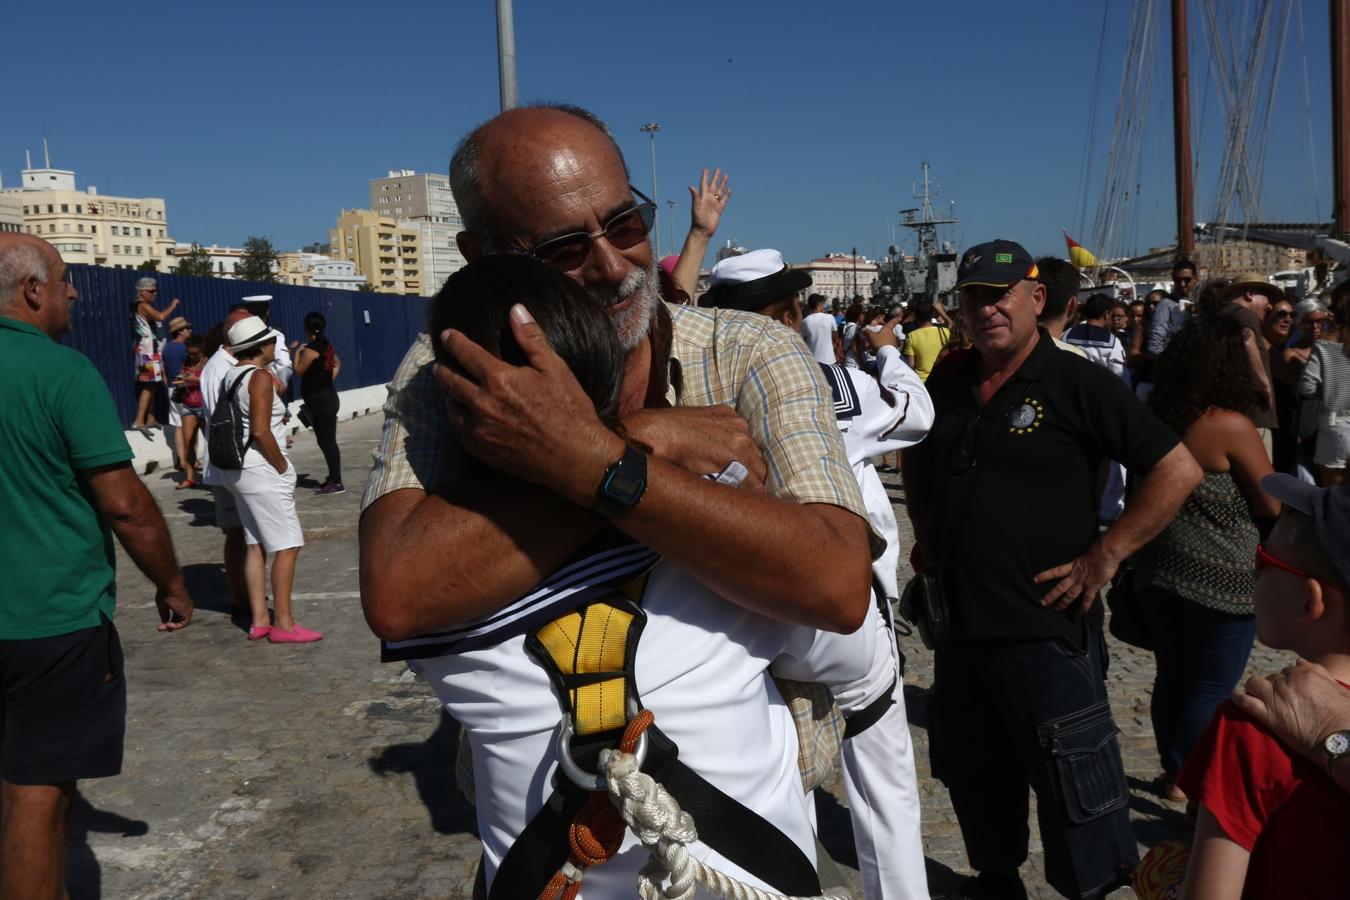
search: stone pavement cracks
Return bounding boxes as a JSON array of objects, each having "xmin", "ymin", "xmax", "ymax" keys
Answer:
[{"xmin": 73, "ymin": 414, "xmax": 1293, "ymax": 898}]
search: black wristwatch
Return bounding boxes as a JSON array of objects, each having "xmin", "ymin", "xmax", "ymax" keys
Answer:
[
  {"xmin": 593, "ymin": 446, "xmax": 648, "ymax": 516},
  {"xmin": 1323, "ymin": 729, "xmax": 1350, "ymax": 776}
]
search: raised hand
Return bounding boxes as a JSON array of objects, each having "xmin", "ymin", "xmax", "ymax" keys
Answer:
[{"xmin": 689, "ymin": 168, "xmax": 731, "ymax": 237}]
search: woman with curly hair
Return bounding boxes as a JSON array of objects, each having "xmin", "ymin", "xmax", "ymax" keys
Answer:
[{"xmin": 1134, "ymin": 314, "xmax": 1281, "ymax": 802}]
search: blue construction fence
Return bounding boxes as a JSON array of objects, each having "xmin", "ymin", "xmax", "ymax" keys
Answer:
[{"xmin": 63, "ymin": 265, "xmax": 429, "ymax": 426}]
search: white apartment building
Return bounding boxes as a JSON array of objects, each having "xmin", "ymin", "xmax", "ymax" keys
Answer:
[
  {"xmin": 168, "ymin": 243, "xmax": 250, "ymax": 278},
  {"xmin": 369, "ymin": 169, "xmax": 466, "ymax": 295},
  {"xmin": 276, "ymin": 252, "xmax": 365, "ymax": 291},
  {"xmin": 17, "ymin": 166, "xmax": 176, "ymax": 269}
]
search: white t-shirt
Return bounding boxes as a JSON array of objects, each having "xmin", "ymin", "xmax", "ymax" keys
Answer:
[
  {"xmin": 800, "ymin": 312, "xmax": 837, "ymax": 365},
  {"xmin": 199, "ymin": 346, "xmax": 236, "ymax": 486},
  {"xmin": 413, "ymin": 562, "xmax": 872, "ymax": 897}
]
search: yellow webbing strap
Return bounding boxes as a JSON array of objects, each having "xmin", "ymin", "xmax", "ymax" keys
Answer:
[{"xmin": 532, "ymin": 575, "xmax": 648, "ymax": 737}]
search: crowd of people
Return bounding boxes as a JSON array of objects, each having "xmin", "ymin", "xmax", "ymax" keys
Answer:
[{"xmin": 2, "ymin": 101, "xmax": 1350, "ymax": 900}]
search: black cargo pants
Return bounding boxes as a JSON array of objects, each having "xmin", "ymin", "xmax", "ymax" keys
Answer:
[{"xmin": 930, "ymin": 617, "xmax": 1138, "ymax": 899}]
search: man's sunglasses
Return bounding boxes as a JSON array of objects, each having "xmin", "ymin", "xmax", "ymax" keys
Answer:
[
  {"xmin": 509, "ymin": 186, "xmax": 656, "ymax": 271},
  {"xmin": 1271, "ymin": 309, "xmax": 1294, "ymax": 319}
]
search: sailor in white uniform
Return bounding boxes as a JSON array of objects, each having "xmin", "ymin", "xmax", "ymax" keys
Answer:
[{"xmin": 703, "ymin": 249, "xmax": 936, "ymax": 900}]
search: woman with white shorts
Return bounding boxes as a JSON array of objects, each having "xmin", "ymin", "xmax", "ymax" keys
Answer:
[{"xmin": 218, "ymin": 316, "xmax": 322, "ymax": 644}]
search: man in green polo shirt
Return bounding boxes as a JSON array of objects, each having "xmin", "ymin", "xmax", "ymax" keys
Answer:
[{"xmin": 0, "ymin": 234, "xmax": 193, "ymax": 899}]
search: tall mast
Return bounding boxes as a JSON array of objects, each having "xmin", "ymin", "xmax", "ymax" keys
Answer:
[
  {"xmin": 1333, "ymin": 0, "xmax": 1350, "ymax": 239},
  {"xmin": 1171, "ymin": 0, "xmax": 1196, "ymax": 257}
]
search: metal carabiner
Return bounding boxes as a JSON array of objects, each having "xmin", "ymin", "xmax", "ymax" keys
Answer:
[{"xmin": 555, "ymin": 698, "xmax": 649, "ymax": 791}]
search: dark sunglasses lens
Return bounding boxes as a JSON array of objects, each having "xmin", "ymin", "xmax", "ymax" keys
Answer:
[
  {"xmin": 532, "ymin": 235, "xmax": 590, "ymax": 269},
  {"xmin": 1274, "ymin": 310, "xmax": 1293, "ymax": 318},
  {"xmin": 604, "ymin": 204, "xmax": 655, "ymax": 250}
]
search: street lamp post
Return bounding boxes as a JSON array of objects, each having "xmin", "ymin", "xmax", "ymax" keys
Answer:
[
  {"xmin": 640, "ymin": 123, "xmax": 661, "ymax": 256},
  {"xmin": 666, "ymin": 199, "xmax": 678, "ymax": 257},
  {"xmin": 852, "ymin": 246, "xmax": 858, "ymax": 299},
  {"xmin": 495, "ymin": 0, "xmax": 518, "ymax": 111}
]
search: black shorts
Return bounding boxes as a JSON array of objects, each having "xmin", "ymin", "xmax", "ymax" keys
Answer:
[{"xmin": 0, "ymin": 615, "xmax": 126, "ymax": 785}]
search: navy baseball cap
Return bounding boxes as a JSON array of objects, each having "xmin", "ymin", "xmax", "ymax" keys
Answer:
[
  {"xmin": 1260, "ymin": 474, "xmax": 1350, "ymax": 587},
  {"xmin": 955, "ymin": 240, "xmax": 1040, "ymax": 290}
]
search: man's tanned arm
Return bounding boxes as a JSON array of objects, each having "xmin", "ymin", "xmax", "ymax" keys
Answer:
[
  {"xmin": 84, "ymin": 462, "xmax": 194, "ymax": 630},
  {"xmin": 1036, "ymin": 442, "xmax": 1202, "ymax": 611},
  {"xmin": 360, "ymin": 482, "xmax": 600, "ymax": 641},
  {"xmin": 361, "ymin": 314, "xmax": 872, "ymax": 639}
]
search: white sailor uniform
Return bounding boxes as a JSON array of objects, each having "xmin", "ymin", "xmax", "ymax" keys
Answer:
[
  {"xmin": 405, "ymin": 552, "xmax": 874, "ymax": 898},
  {"xmin": 812, "ymin": 343, "xmax": 934, "ymax": 900}
]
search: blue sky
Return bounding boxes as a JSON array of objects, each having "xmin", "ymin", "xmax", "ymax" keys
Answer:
[{"xmin": 3, "ymin": 0, "xmax": 1333, "ymax": 267}]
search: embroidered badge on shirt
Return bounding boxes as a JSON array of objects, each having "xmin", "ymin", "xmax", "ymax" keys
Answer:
[{"xmin": 1009, "ymin": 398, "xmax": 1044, "ymax": 435}]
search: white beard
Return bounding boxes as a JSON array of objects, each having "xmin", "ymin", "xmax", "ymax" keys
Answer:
[{"xmin": 593, "ymin": 262, "xmax": 660, "ymax": 352}]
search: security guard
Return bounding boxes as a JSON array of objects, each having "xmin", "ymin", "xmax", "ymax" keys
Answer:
[{"xmin": 901, "ymin": 240, "xmax": 1202, "ymax": 900}]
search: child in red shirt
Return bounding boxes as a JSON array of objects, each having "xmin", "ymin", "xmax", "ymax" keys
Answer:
[{"xmin": 1176, "ymin": 474, "xmax": 1350, "ymax": 899}]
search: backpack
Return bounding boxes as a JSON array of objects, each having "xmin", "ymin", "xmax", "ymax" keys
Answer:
[{"xmin": 207, "ymin": 367, "xmax": 257, "ymax": 471}]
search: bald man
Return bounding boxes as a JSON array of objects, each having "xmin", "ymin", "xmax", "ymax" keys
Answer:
[{"xmin": 0, "ymin": 235, "xmax": 192, "ymax": 900}]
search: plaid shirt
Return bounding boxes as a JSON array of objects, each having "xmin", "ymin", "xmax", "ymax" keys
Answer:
[{"xmin": 362, "ymin": 302, "xmax": 870, "ymax": 526}]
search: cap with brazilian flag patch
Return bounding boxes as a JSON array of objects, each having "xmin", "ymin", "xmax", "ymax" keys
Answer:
[{"xmin": 955, "ymin": 239, "xmax": 1039, "ymax": 290}]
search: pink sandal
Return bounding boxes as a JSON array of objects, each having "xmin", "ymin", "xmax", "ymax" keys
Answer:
[
  {"xmin": 247, "ymin": 625, "xmax": 271, "ymax": 641},
  {"xmin": 268, "ymin": 624, "xmax": 323, "ymax": 644}
]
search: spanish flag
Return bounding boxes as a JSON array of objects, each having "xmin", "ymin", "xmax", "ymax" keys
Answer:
[{"xmin": 1063, "ymin": 231, "xmax": 1099, "ymax": 269}]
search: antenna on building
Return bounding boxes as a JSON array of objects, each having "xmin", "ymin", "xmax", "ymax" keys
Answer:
[
  {"xmin": 43, "ymin": 137, "xmax": 51, "ymax": 169},
  {"xmin": 25, "ymin": 149, "xmax": 32, "ymax": 170}
]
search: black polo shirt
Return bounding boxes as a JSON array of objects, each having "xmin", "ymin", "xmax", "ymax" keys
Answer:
[{"xmin": 922, "ymin": 329, "xmax": 1179, "ymax": 640}]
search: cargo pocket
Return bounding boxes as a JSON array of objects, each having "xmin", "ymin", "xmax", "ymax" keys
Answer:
[{"xmin": 1038, "ymin": 700, "xmax": 1128, "ymax": 824}]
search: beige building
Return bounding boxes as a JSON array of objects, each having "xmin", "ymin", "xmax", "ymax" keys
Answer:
[
  {"xmin": 369, "ymin": 169, "xmax": 465, "ymax": 295},
  {"xmin": 17, "ymin": 166, "xmax": 175, "ymax": 269},
  {"xmin": 1193, "ymin": 241, "xmax": 1306, "ymax": 275},
  {"xmin": 328, "ymin": 209, "xmax": 422, "ymax": 295},
  {"xmin": 789, "ymin": 253, "xmax": 880, "ymax": 303},
  {"xmin": 0, "ymin": 190, "xmax": 22, "ymax": 234}
]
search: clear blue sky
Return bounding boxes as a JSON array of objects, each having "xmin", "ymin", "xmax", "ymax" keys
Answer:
[{"xmin": 2, "ymin": 0, "xmax": 1333, "ymax": 266}]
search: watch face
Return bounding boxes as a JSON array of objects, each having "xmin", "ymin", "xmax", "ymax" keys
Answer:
[
  {"xmin": 607, "ymin": 471, "xmax": 645, "ymax": 505},
  {"xmin": 1328, "ymin": 731, "xmax": 1350, "ymax": 756}
]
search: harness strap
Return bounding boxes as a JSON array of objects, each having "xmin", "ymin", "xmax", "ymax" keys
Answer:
[
  {"xmin": 487, "ymin": 589, "xmax": 823, "ymax": 899},
  {"xmin": 486, "ymin": 723, "xmax": 823, "ymax": 899}
]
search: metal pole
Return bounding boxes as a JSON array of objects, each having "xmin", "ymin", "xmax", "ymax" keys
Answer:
[
  {"xmin": 852, "ymin": 247, "xmax": 858, "ymax": 298},
  {"xmin": 1171, "ymin": 0, "xmax": 1196, "ymax": 257},
  {"xmin": 640, "ymin": 123, "xmax": 661, "ymax": 256},
  {"xmin": 1333, "ymin": 0, "xmax": 1350, "ymax": 238},
  {"xmin": 496, "ymin": 0, "xmax": 518, "ymax": 112}
]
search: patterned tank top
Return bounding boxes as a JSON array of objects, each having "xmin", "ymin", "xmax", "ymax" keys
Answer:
[{"xmin": 1137, "ymin": 470, "xmax": 1258, "ymax": 615}]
